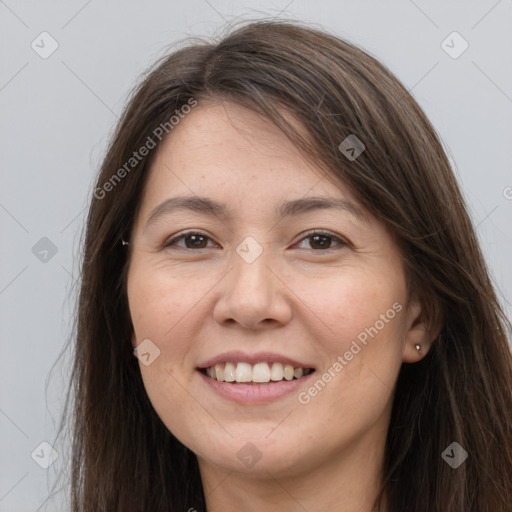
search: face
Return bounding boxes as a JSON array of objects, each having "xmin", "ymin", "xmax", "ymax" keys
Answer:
[{"xmin": 126, "ymin": 100, "xmax": 429, "ymax": 479}]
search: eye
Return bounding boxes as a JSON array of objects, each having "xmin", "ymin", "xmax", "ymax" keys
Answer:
[
  {"xmin": 293, "ymin": 230, "xmax": 348, "ymax": 251},
  {"xmin": 163, "ymin": 230, "xmax": 348, "ymax": 251},
  {"xmin": 163, "ymin": 231, "xmax": 217, "ymax": 250}
]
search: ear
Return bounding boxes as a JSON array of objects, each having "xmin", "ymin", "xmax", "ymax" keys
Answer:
[{"xmin": 402, "ymin": 299, "xmax": 440, "ymax": 363}]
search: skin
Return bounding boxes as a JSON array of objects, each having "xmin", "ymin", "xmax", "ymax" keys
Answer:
[{"xmin": 126, "ymin": 100, "xmax": 435, "ymax": 512}]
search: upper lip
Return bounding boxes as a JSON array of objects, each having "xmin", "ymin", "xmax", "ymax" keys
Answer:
[{"xmin": 197, "ymin": 351, "xmax": 315, "ymax": 369}]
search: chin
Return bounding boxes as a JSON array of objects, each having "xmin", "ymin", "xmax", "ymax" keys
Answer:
[{"xmin": 193, "ymin": 433, "xmax": 317, "ymax": 478}]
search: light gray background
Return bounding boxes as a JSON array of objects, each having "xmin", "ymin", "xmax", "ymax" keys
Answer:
[{"xmin": 1, "ymin": 1, "xmax": 511, "ymax": 510}]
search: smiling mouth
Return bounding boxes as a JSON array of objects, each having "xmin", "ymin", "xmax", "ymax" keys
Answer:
[{"xmin": 198, "ymin": 361, "xmax": 315, "ymax": 384}]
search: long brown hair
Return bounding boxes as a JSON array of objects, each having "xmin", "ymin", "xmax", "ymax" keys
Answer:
[{"xmin": 59, "ymin": 19, "xmax": 512, "ymax": 511}]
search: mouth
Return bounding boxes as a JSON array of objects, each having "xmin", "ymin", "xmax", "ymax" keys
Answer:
[{"xmin": 198, "ymin": 361, "xmax": 315, "ymax": 384}]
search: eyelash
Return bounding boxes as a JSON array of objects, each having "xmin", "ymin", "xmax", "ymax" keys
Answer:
[{"xmin": 162, "ymin": 229, "xmax": 349, "ymax": 252}]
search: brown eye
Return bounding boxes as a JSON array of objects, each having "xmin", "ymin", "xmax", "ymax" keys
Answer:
[
  {"xmin": 309, "ymin": 234, "xmax": 334, "ymax": 250},
  {"xmin": 163, "ymin": 232, "xmax": 215, "ymax": 249},
  {"xmin": 295, "ymin": 231, "xmax": 348, "ymax": 251}
]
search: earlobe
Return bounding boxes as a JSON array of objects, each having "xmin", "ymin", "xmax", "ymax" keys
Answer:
[{"xmin": 402, "ymin": 300, "xmax": 439, "ymax": 363}]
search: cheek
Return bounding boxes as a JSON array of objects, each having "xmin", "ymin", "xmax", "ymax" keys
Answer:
[
  {"xmin": 128, "ymin": 262, "xmax": 201, "ymax": 343},
  {"xmin": 294, "ymin": 269, "xmax": 406, "ymax": 353},
  {"xmin": 293, "ymin": 269, "xmax": 407, "ymax": 421},
  {"xmin": 306, "ymin": 273, "xmax": 406, "ymax": 405},
  {"xmin": 127, "ymin": 265, "xmax": 202, "ymax": 433}
]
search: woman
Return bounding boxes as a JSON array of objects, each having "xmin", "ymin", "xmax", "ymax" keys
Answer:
[{"xmin": 65, "ymin": 19, "xmax": 512, "ymax": 511}]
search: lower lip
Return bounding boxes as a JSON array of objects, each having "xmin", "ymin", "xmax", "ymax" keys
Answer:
[{"xmin": 197, "ymin": 370, "xmax": 315, "ymax": 404}]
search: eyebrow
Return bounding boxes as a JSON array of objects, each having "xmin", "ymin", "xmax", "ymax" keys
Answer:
[{"xmin": 144, "ymin": 195, "xmax": 366, "ymax": 232}]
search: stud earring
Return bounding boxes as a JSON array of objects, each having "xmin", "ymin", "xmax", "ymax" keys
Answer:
[
  {"xmin": 121, "ymin": 239, "xmax": 129, "ymax": 246},
  {"xmin": 415, "ymin": 344, "xmax": 422, "ymax": 354}
]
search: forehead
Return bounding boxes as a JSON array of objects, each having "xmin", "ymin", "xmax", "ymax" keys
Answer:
[{"xmin": 139, "ymin": 101, "xmax": 362, "ymax": 215}]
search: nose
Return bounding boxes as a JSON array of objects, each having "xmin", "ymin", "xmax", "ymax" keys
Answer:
[{"xmin": 212, "ymin": 243, "xmax": 293, "ymax": 330}]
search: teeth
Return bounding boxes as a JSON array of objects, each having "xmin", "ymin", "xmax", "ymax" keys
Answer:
[
  {"xmin": 235, "ymin": 362, "xmax": 252, "ymax": 382},
  {"xmin": 215, "ymin": 364, "xmax": 224, "ymax": 382},
  {"xmin": 283, "ymin": 364, "xmax": 294, "ymax": 381},
  {"xmin": 223, "ymin": 362, "xmax": 236, "ymax": 382},
  {"xmin": 270, "ymin": 362, "xmax": 284, "ymax": 381},
  {"xmin": 252, "ymin": 362, "xmax": 271, "ymax": 383},
  {"xmin": 204, "ymin": 361, "xmax": 312, "ymax": 383}
]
